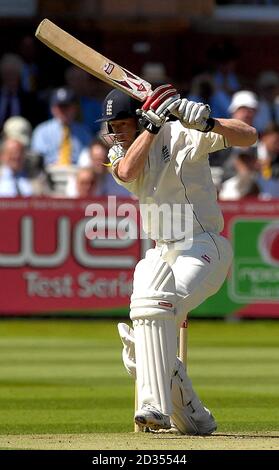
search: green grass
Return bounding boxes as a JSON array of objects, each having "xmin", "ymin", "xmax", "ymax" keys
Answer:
[{"xmin": 0, "ymin": 319, "xmax": 278, "ymax": 435}]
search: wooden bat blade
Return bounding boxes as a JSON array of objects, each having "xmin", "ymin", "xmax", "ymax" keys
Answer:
[{"xmin": 35, "ymin": 19, "xmax": 152, "ymax": 101}]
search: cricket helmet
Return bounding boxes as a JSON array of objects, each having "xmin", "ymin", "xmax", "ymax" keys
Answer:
[
  {"xmin": 98, "ymin": 89, "xmax": 139, "ymax": 123},
  {"xmin": 98, "ymin": 89, "xmax": 140, "ymax": 146}
]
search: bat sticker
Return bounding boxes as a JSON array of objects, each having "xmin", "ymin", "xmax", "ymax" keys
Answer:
[{"xmin": 103, "ymin": 62, "xmax": 115, "ymax": 75}]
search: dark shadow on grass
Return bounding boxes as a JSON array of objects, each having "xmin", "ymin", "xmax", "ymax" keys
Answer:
[
  {"xmin": 212, "ymin": 433, "xmax": 279, "ymax": 439},
  {"xmin": 150, "ymin": 432, "xmax": 279, "ymax": 440}
]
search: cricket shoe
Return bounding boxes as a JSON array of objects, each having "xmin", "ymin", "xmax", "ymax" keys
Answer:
[
  {"xmin": 192, "ymin": 407, "xmax": 217, "ymax": 435},
  {"xmin": 171, "ymin": 359, "xmax": 217, "ymax": 435},
  {"xmin": 150, "ymin": 422, "xmax": 182, "ymax": 435},
  {"xmin": 135, "ymin": 404, "xmax": 171, "ymax": 431},
  {"xmin": 172, "ymin": 400, "xmax": 217, "ymax": 436}
]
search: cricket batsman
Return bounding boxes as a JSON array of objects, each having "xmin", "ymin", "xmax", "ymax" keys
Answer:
[{"xmin": 99, "ymin": 85, "xmax": 257, "ymax": 434}]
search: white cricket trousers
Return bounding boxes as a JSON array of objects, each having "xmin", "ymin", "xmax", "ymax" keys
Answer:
[{"xmin": 142, "ymin": 232, "xmax": 233, "ymax": 324}]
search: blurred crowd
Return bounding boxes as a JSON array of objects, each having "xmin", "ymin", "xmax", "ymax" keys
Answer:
[
  {"xmin": 217, "ymin": 1, "xmax": 279, "ymax": 5},
  {"xmin": 0, "ymin": 36, "xmax": 279, "ymax": 201}
]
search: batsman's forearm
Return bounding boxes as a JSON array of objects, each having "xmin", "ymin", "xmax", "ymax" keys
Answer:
[
  {"xmin": 212, "ymin": 118, "xmax": 258, "ymax": 147},
  {"xmin": 117, "ymin": 131, "xmax": 155, "ymax": 182}
]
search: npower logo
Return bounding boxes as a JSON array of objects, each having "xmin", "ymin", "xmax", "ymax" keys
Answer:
[
  {"xmin": 258, "ymin": 222, "xmax": 279, "ymax": 267},
  {"xmin": 231, "ymin": 218, "xmax": 279, "ymax": 302}
]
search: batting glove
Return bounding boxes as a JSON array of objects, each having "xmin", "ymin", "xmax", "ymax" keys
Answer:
[
  {"xmin": 137, "ymin": 84, "xmax": 180, "ymax": 134},
  {"xmin": 176, "ymin": 98, "xmax": 215, "ymax": 132}
]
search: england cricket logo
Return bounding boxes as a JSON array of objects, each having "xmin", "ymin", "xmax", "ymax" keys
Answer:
[{"xmin": 106, "ymin": 99, "xmax": 113, "ymax": 116}]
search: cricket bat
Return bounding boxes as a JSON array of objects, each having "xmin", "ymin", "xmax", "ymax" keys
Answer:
[{"xmin": 35, "ymin": 19, "xmax": 152, "ymax": 102}]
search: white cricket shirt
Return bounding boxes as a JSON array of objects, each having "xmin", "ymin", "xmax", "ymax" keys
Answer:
[{"xmin": 109, "ymin": 120, "xmax": 229, "ymax": 241}]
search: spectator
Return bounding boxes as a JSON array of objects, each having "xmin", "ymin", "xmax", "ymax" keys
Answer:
[
  {"xmin": 78, "ymin": 138, "xmax": 108, "ymax": 168},
  {"xmin": 31, "ymin": 87, "xmax": 92, "ymax": 167},
  {"xmin": 78, "ymin": 138, "xmax": 132, "ymax": 197},
  {"xmin": 18, "ymin": 36, "xmax": 40, "ymax": 93},
  {"xmin": 2, "ymin": 116, "xmax": 51, "ymax": 190},
  {"xmin": 0, "ymin": 53, "xmax": 41, "ymax": 130},
  {"xmin": 219, "ymin": 149, "xmax": 260, "ymax": 200},
  {"xmin": 210, "ymin": 90, "xmax": 259, "ymax": 172},
  {"xmin": 187, "ymin": 73, "xmax": 230, "ymax": 119},
  {"xmin": 257, "ymin": 123, "xmax": 279, "ymax": 198},
  {"xmin": 2, "ymin": 115, "xmax": 32, "ymax": 147},
  {"xmin": 228, "ymin": 90, "xmax": 259, "ymax": 126},
  {"xmin": 208, "ymin": 42, "xmax": 240, "ymax": 97},
  {"xmin": 0, "ymin": 137, "xmax": 46, "ymax": 197},
  {"xmin": 66, "ymin": 167, "xmax": 98, "ymax": 198},
  {"xmin": 253, "ymin": 71, "xmax": 279, "ymax": 133},
  {"xmin": 64, "ymin": 66, "xmax": 102, "ymax": 136}
]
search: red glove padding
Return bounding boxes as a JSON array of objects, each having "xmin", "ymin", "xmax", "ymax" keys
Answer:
[{"xmin": 142, "ymin": 84, "xmax": 178, "ymax": 113}]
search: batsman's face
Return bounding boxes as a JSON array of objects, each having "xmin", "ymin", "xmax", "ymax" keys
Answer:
[{"xmin": 109, "ymin": 118, "xmax": 138, "ymax": 149}]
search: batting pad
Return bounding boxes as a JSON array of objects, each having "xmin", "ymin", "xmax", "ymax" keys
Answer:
[
  {"xmin": 171, "ymin": 358, "xmax": 216, "ymax": 434},
  {"xmin": 132, "ymin": 315, "xmax": 177, "ymax": 416}
]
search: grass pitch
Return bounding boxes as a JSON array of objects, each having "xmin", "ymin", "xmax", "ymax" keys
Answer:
[{"xmin": 0, "ymin": 319, "xmax": 278, "ymax": 450}]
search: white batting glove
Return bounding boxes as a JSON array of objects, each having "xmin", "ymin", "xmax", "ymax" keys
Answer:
[
  {"xmin": 137, "ymin": 84, "xmax": 180, "ymax": 134},
  {"xmin": 117, "ymin": 323, "xmax": 136, "ymax": 378},
  {"xmin": 176, "ymin": 98, "xmax": 215, "ymax": 132}
]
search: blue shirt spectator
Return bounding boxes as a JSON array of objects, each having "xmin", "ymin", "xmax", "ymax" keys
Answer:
[
  {"xmin": 0, "ymin": 165, "xmax": 33, "ymax": 197},
  {"xmin": 0, "ymin": 138, "xmax": 45, "ymax": 197},
  {"xmin": 31, "ymin": 117, "xmax": 91, "ymax": 166},
  {"xmin": 31, "ymin": 87, "xmax": 92, "ymax": 166},
  {"xmin": 187, "ymin": 74, "xmax": 230, "ymax": 119}
]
